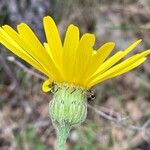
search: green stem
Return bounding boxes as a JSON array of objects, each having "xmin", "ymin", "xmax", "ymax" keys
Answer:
[{"xmin": 56, "ymin": 125, "xmax": 71, "ymax": 150}]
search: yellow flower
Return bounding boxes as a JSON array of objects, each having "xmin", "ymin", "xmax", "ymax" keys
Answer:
[
  {"xmin": 0, "ymin": 16, "xmax": 150, "ymax": 92},
  {"xmin": 1, "ymin": 16, "xmax": 150, "ymax": 149}
]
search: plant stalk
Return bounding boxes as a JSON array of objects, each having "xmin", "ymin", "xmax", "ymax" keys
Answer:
[{"xmin": 56, "ymin": 125, "xmax": 71, "ymax": 150}]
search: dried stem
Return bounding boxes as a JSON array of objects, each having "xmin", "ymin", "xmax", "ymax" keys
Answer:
[{"xmin": 7, "ymin": 56, "xmax": 46, "ymax": 80}]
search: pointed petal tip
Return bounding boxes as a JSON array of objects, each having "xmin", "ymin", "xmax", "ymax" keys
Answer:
[
  {"xmin": 82, "ymin": 33, "xmax": 96, "ymax": 42},
  {"xmin": 43, "ymin": 16, "xmax": 51, "ymax": 20},
  {"xmin": 131, "ymin": 39, "xmax": 142, "ymax": 46},
  {"xmin": 133, "ymin": 39, "xmax": 142, "ymax": 45},
  {"xmin": 17, "ymin": 23, "xmax": 28, "ymax": 30},
  {"xmin": 43, "ymin": 16, "xmax": 55, "ymax": 23},
  {"xmin": 68, "ymin": 24, "xmax": 79, "ymax": 30},
  {"xmin": 134, "ymin": 39, "xmax": 142, "ymax": 45},
  {"xmin": 106, "ymin": 42, "xmax": 115, "ymax": 47},
  {"xmin": 2, "ymin": 25, "xmax": 10, "ymax": 29},
  {"xmin": 18, "ymin": 22, "xmax": 26, "ymax": 26},
  {"xmin": 85, "ymin": 33, "xmax": 95, "ymax": 37},
  {"xmin": 143, "ymin": 49, "xmax": 150, "ymax": 56},
  {"xmin": 137, "ymin": 39, "xmax": 142, "ymax": 43},
  {"xmin": 43, "ymin": 16, "xmax": 49, "ymax": 21},
  {"xmin": 66, "ymin": 24, "xmax": 79, "ymax": 38}
]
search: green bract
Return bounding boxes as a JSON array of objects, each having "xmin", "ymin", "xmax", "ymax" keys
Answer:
[{"xmin": 49, "ymin": 84, "xmax": 87, "ymax": 150}]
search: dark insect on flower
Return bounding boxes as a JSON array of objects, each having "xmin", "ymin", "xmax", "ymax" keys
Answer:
[
  {"xmin": 87, "ymin": 89, "xmax": 96, "ymax": 101},
  {"xmin": 48, "ymin": 82, "xmax": 59, "ymax": 93},
  {"xmin": 50, "ymin": 82, "xmax": 56, "ymax": 93}
]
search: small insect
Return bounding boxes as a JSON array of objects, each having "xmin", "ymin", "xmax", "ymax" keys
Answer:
[
  {"xmin": 49, "ymin": 82, "xmax": 59, "ymax": 93},
  {"xmin": 87, "ymin": 89, "xmax": 96, "ymax": 101}
]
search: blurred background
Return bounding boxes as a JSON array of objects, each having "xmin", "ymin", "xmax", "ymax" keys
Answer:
[{"xmin": 0, "ymin": 0, "xmax": 150, "ymax": 149}]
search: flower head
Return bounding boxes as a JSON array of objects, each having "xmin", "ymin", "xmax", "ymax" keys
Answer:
[
  {"xmin": 0, "ymin": 16, "xmax": 149, "ymax": 92},
  {"xmin": 1, "ymin": 16, "xmax": 150, "ymax": 150}
]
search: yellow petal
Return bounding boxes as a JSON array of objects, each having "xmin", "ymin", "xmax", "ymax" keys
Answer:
[
  {"xmin": 87, "ymin": 40, "xmax": 142, "ymax": 82},
  {"xmin": 84, "ymin": 42, "xmax": 115, "ymax": 82},
  {"xmin": 0, "ymin": 27, "xmax": 49, "ymax": 76},
  {"xmin": 123, "ymin": 39, "xmax": 142, "ymax": 54},
  {"xmin": 88, "ymin": 57, "xmax": 146, "ymax": 88},
  {"xmin": 93, "ymin": 42, "xmax": 115, "ymax": 65},
  {"xmin": 43, "ymin": 42, "xmax": 64, "ymax": 80},
  {"xmin": 17, "ymin": 23, "xmax": 49, "ymax": 63},
  {"xmin": 43, "ymin": 16, "xmax": 63, "ymax": 68},
  {"xmin": 42, "ymin": 79, "xmax": 52, "ymax": 92},
  {"xmin": 17, "ymin": 23, "xmax": 62, "ymax": 81},
  {"xmin": 87, "ymin": 51, "xmax": 124, "ymax": 82},
  {"xmin": 74, "ymin": 33, "xmax": 95, "ymax": 84},
  {"xmin": 43, "ymin": 42, "xmax": 53, "ymax": 61},
  {"xmin": 17, "ymin": 23, "xmax": 46, "ymax": 54},
  {"xmin": 108, "ymin": 58, "xmax": 146, "ymax": 78},
  {"xmin": 63, "ymin": 24, "xmax": 79, "ymax": 82},
  {"xmin": 2, "ymin": 25, "xmax": 53, "ymax": 76},
  {"xmin": 88, "ymin": 49, "xmax": 150, "ymax": 87}
]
